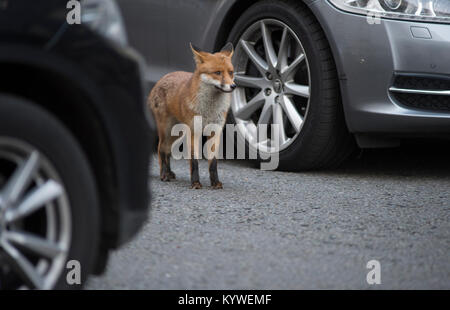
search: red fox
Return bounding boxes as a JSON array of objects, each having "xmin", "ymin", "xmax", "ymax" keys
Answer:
[{"xmin": 148, "ymin": 43, "xmax": 236, "ymax": 189}]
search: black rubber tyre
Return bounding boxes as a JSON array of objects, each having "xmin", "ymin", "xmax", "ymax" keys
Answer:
[
  {"xmin": 226, "ymin": 0, "xmax": 355, "ymax": 171},
  {"xmin": 0, "ymin": 94, "xmax": 100, "ymax": 289}
]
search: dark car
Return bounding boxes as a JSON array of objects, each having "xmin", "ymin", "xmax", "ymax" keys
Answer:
[
  {"xmin": 0, "ymin": 0, "xmax": 153, "ymax": 289},
  {"xmin": 119, "ymin": 0, "xmax": 450, "ymax": 170}
]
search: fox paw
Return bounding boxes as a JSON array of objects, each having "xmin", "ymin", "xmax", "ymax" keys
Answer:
[
  {"xmin": 191, "ymin": 181, "xmax": 202, "ymax": 189},
  {"xmin": 161, "ymin": 171, "xmax": 176, "ymax": 182},
  {"xmin": 167, "ymin": 171, "xmax": 176, "ymax": 180},
  {"xmin": 211, "ymin": 181, "xmax": 223, "ymax": 189}
]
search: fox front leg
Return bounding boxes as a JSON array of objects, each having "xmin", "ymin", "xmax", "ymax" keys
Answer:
[
  {"xmin": 208, "ymin": 158, "xmax": 222, "ymax": 189},
  {"xmin": 190, "ymin": 158, "xmax": 202, "ymax": 189},
  {"xmin": 206, "ymin": 133, "xmax": 223, "ymax": 189},
  {"xmin": 190, "ymin": 132, "xmax": 203, "ymax": 189}
]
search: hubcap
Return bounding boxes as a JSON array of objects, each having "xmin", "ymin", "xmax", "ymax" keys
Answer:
[
  {"xmin": 0, "ymin": 138, "xmax": 71, "ymax": 289},
  {"xmin": 232, "ymin": 19, "xmax": 311, "ymax": 154},
  {"xmin": 273, "ymin": 79, "xmax": 283, "ymax": 93}
]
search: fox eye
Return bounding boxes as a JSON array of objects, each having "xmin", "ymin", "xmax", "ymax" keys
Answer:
[
  {"xmin": 229, "ymin": 71, "xmax": 234, "ymax": 76},
  {"xmin": 214, "ymin": 71, "xmax": 222, "ymax": 75}
]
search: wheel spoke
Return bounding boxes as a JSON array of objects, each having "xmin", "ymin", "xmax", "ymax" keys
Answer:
[
  {"xmin": 234, "ymin": 74, "xmax": 266, "ymax": 89},
  {"xmin": 284, "ymin": 82, "xmax": 310, "ymax": 98},
  {"xmin": 240, "ymin": 40, "xmax": 269, "ymax": 76},
  {"xmin": 1, "ymin": 240, "xmax": 45, "ymax": 289},
  {"xmin": 281, "ymin": 53, "xmax": 305, "ymax": 80},
  {"xmin": 5, "ymin": 231, "xmax": 65, "ymax": 259},
  {"xmin": 281, "ymin": 95, "xmax": 303, "ymax": 132},
  {"xmin": 273, "ymin": 104, "xmax": 287, "ymax": 146},
  {"xmin": 257, "ymin": 102, "xmax": 273, "ymax": 125},
  {"xmin": 260, "ymin": 21, "xmax": 277, "ymax": 69},
  {"xmin": 245, "ymin": 123, "xmax": 258, "ymax": 144},
  {"xmin": 258, "ymin": 139, "xmax": 271, "ymax": 149},
  {"xmin": 234, "ymin": 91, "xmax": 266, "ymax": 120},
  {"xmin": 276, "ymin": 26, "xmax": 289, "ymax": 72},
  {"xmin": 0, "ymin": 151, "xmax": 40, "ymax": 207},
  {"xmin": 5, "ymin": 180, "xmax": 63, "ymax": 223}
]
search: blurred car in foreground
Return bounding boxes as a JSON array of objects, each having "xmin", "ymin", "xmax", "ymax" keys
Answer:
[
  {"xmin": 0, "ymin": 0, "xmax": 153, "ymax": 289},
  {"xmin": 119, "ymin": 0, "xmax": 450, "ymax": 170}
]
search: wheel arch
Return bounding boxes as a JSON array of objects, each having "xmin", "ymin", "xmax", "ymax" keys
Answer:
[
  {"xmin": 213, "ymin": 0, "xmax": 259, "ymax": 52},
  {"xmin": 0, "ymin": 59, "xmax": 118, "ymax": 264},
  {"xmin": 214, "ymin": 0, "xmax": 324, "ymax": 51}
]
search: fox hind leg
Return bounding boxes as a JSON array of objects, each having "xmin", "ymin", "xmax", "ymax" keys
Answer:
[
  {"xmin": 160, "ymin": 152, "xmax": 176, "ymax": 182},
  {"xmin": 158, "ymin": 134, "xmax": 176, "ymax": 182},
  {"xmin": 206, "ymin": 132, "xmax": 223, "ymax": 189}
]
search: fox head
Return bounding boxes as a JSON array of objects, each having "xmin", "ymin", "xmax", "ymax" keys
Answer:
[{"xmin": 190, "ymin": 43, "xmax": 236, "ymax": 93}]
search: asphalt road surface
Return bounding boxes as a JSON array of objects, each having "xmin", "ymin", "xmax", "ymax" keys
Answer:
[{"xmin": 87, "ymin": 142, "xmax": 450, "ymax": 289}]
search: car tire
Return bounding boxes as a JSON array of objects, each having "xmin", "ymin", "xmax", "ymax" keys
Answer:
[
  {"xmin": 0, "ymin": 94, "xmax": 99, "ymax": 289},
  {"xmin": 226, "ymin": 0, "xmax": 355, "ymax": 170}
]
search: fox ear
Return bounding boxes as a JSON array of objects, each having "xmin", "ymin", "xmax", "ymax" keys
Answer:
[
  {"xmin": 221, "ymin": 42, "xmax": 234, "ymax": 58},
  {"xmin": 190, "ymin": 43, "xmax": 206, "ymax": 64}
]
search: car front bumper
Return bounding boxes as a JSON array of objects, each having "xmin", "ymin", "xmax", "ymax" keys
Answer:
[{"xmin": 309, "ymin": 0, "xmax": 450, "ymax": 136}]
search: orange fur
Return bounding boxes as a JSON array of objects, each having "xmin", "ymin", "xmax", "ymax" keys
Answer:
[{"xmin": 148, "ymin": 44, "xmax": 235, "ymax": 188}]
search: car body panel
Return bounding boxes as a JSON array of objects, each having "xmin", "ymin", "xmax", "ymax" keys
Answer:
[
  {"xmin": 0, "ymin": 0, "xmax": 154, "ymax": 249},
  {"xmin": 119, "ymin": 0, "xmax": 450, "ymax": 140},
  {"xmin": 309, "ymin": 0, "xmax": 450, "ymax": 134}
]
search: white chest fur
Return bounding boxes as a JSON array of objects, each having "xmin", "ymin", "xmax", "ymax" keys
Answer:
[{"xmin": 193, "ymin": 82, "xmax": 231, "ymax": 128}]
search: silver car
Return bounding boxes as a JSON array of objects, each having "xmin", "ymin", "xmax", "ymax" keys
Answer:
[{"xmin": 119, "ymin": 0, "xmax": 450, "ymax": 170}]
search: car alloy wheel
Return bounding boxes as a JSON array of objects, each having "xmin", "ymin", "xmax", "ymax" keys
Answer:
[
  {"xmin": 0, "ymin": 138, "xmax": 71, "ymax": 289},
  {"xmin": 232, "ymin": 19, "xmax": 311, "ymax": 155}
]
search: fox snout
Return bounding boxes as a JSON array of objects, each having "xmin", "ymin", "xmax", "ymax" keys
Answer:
[
  {"xmin": 200, "ymin": 73, "xmax": 237, "ymax": 93},
  {"xmin": 217, "ymin": 83, "xmax": 237, "ymax": 93}
]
